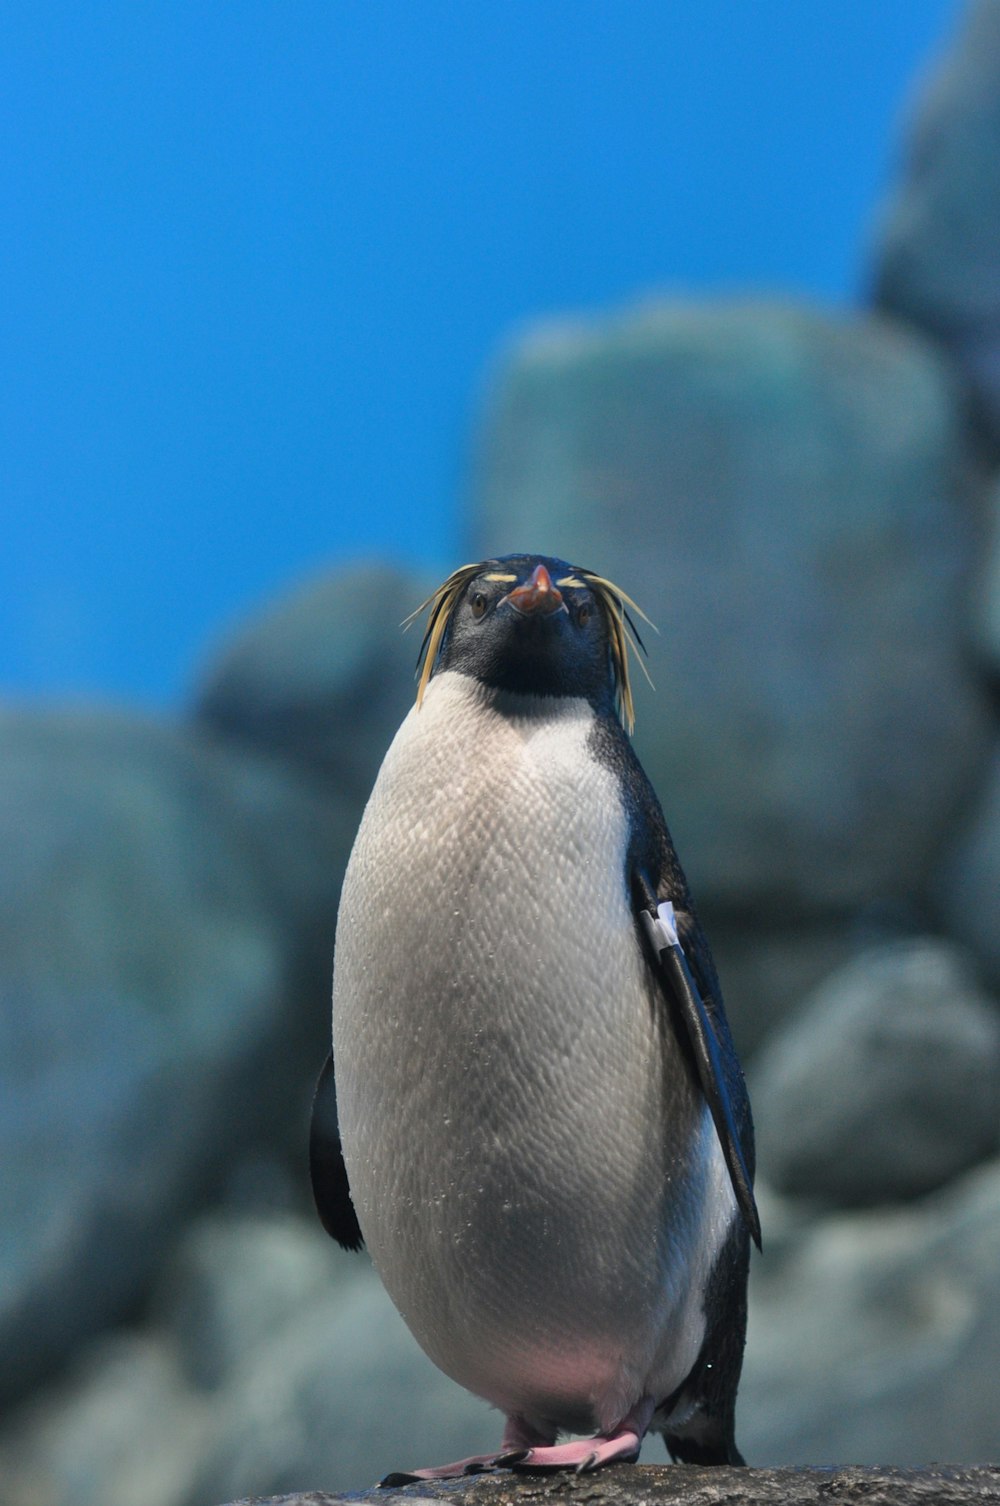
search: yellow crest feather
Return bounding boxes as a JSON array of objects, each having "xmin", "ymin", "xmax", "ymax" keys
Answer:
[
  {"xmin": 567, "ymin": 567, "xmax": 656, "ymax": 735},
  {"xmin": 403, "ymin": 562, "xmax": 486, "ymax": 710}
]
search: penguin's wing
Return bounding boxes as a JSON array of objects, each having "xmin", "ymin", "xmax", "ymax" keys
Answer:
[
  {"xmin": 309, "ymin": 1053, "xmax": 364, "ymax": 1252},
  {"xmin": 638, "ymin": 896, "xmax": 761, "ymax": 1250}
]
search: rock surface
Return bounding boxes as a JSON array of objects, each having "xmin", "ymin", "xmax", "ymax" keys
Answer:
[
  {"xmin": 218, "ymin": 1463, "xmax": 1000, "ymax": 1505},
  {"xmin": 470, "ymin": 299, "xmax": 989, "ymax": 919},
  {"xmin": 0, "ymin": 707, "xmax": 352, "ymax": 1405},
  {"xmin": 194, "ymin": 561, "xmax": 435, "ymax": 806},
  {"xmin": 873, "ymin": 0, "xmax": 1000, "ymax": 460},
  {"xmin": 751, "ymin": 939, "xmax": 1000, "ymax": 1206}
]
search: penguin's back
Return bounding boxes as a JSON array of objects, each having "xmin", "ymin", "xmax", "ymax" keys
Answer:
[{"xmin": 332, "ymin": 670, "xmax": 737, "ymax": 1433}]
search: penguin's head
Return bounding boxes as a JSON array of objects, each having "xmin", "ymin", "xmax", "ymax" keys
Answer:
[{"xmin": 408, "ymin": 554, "xmax": 651, "ymax": 732}]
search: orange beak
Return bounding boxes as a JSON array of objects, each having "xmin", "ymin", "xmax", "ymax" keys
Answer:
[{"xmin": 504, "ymin": 563, "xmax": 565, "ymax": 616}]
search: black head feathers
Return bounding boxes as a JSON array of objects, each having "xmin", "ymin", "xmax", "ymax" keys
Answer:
[{"xmin": 405, "ymin": 554, "xmax": 654, "ymax": 733}]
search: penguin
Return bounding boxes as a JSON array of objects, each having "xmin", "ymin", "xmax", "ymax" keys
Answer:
[{"xmin": 311, "ymin": 553, "xmax": 759, "ymax": 1484}]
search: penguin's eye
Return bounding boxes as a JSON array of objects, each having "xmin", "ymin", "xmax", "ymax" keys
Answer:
[
  {"xmin": 470, "ymin": 591, "xmax": 488, "ymax": 620},
  {"xmin": 576, "ymin": 602, "xmax": 592, "ymax": 627}
]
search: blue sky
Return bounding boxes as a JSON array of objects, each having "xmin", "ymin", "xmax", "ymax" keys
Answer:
[{"xmin": 1, "ymin": 2, "xmax": 957, "ymax": 703}]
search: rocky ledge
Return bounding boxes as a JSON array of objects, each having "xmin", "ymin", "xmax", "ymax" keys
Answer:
[{"xmin": 223, "ymin": 1462, "xmax": 1000, "ymax": 1505}]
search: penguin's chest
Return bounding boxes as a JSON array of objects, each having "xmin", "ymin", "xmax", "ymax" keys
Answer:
[{"xmin": 333, "ymin": 676, "xmax": 709, "ymax": 1421}]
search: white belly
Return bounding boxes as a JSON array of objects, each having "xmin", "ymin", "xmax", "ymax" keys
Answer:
[{"xmin": 332, "ymin": 671, "xmax": 735, "ymax": 1433}]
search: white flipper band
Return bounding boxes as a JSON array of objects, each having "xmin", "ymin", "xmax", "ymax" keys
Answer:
[
  {"xmin": 650, "ymin": 899, "xmax": 679, "ymax": 951},
  {"xmin": 640, "ymin": 899, "xmax": 680, "ymax": 956}
]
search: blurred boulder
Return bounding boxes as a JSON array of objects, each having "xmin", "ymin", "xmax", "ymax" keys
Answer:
[
  {"xmin": 194, "ymin": 561, "xmax": 435, "ymax": 805},
  {"xmin": 743, "ymin": 1160, "xmax": 1000, "ymax": 1464},
  {"xmin": 752, "ymin": 939, "xmax": 1000, "ymax": 1207},
  {"xmin": 471, "ymin": 300, "xmax": 989, "ymax": 917},
  {"xmin": 10, "ymin": 1170, "xmax": 1000, "ymax": 1503},
  {"xmin": 943, "ymin": 747, "xmax": 1000, "ymax": 987},
  {"xmin": 872, "ymin": 0, "xmax": 1000, "ymax": 461},
  {"xmin": 0, "ymin": 1333, "xmax": 205, "ymax": 1506},
  {"xmin": 709, "ymin": 920, "xmax": 846, "ymax": 1058},
  {"xmin": 184, "ymin": 1252, "xmax": 498, "ymax": 1502},
  {"xmin": 0, "ymin": 1211, "xmax": 498, "ymax": 1505},
  {"xmin": 158, "ymin": 1212, "xmax": 340, "ymax": 1390},
  {"xmin": 971, "ymin": 473, "xmax": 1000, "ymax": 676},
  {"xmin": 713, "ymin": 902, "xmax": 933, "ymax": 1059},
  {"xmin": 0, "ymin": 708, "xmax": 352, "ymax": 1405}
]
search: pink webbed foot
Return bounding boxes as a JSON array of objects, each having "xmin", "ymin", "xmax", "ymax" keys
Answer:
[
  {"xmin": 512, "ymin": 1432, "xmax": 640, "ymax": 1473},
  {"xmin": 512, "ymin": 1398, "xmax": 656, "ymax": 1475},
  {"xmin": 378, "ymin": 1417, "xmax": 546, "ymax": 1487},
  {"xmin": 379, "ymin": 1451, "xmax": 528, "ymax": 1487}
]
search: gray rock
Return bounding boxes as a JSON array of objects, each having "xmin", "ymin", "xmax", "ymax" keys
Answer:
[
  {"xmin": 0, "ymin": 1210, "xmax": 497, "ymax": 1506},
  {"xmin": 0, "ymin": 708, "xmax": 352, "ymax": 1404},
  {"xmin": 194, "ymin": 562, "xmax": 436, "ymax": 805},
  {"xmin": 943, "ymin": 745, "xmax": 1000, "ymax": 987},
  {"xmin": 751, "ymin": 939, "xmax": 1000, "ymax": 1207},
  {"xmin": 158, "ymin": 1212, "xmax": 343, "ymax": 1389},
  {"xmin": 743, "ymin": 1160, "xmax": 1000, "ymax": 1465},
  {"xmin": 0, "ymin": 1333, "xmax": 206, "ymax": 1506},
  {"xmin": 872, "ymin": 0, "xmax": 1000, "ymax": 460},
  {"xmin": 708, "ymin": 920, "xmax": 847, "ymax": 1058},
  {"xmin": 219, "ymin": 1463, "xmax": 1000, "ymax": 1506},
  {"xmin": 11, "ymin": 1164, "xmax": 1000, "ymax": 1505},
  {"xmin": 971, "ymin": 473, "xmax": 1000, "ymax": 677},
  {"xmin": 470, "ymin": 300, "xmax": 990, "ymax": 916}
]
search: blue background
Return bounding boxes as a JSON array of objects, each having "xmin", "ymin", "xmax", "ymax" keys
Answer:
[{"xmin": 1, "ymin": 2, "xmax": 957, "ymax": 704}]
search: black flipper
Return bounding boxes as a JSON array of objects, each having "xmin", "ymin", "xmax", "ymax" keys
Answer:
[
  {"xmin": 638, "ymin": 893, "xmax": 761, "ymax": 1250},
  {"xmin": 586, "ymin": 714, "xmax": 759, "ymax": 1251},
  {"xmin": 309, "ymin": 1053, "xmax": 364, "ymax": 1252}
]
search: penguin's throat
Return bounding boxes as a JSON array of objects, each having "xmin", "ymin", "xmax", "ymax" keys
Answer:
[{"xmin": 439, "ymin": 669, "xmax": 593, "ymax": 728}]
